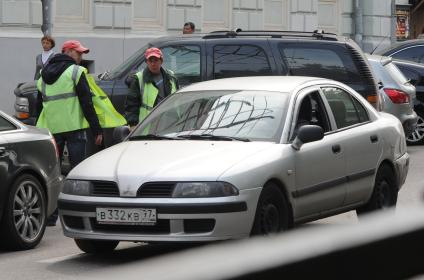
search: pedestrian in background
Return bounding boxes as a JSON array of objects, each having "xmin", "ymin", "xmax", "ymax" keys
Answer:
[
  {"xmin": 34, "ymin": 35, "xmax": 55, "ymax": 80},
  {"xmin": 35, "ymin": 40, "xmax": 103, "ymax": 226},
  {"xmin": 125, "ymin": 47, "xmax": 179, "ymax": 127},
  {"xmin": 183, "ymin": 22, "xmax": 195, "ymax": 34}
]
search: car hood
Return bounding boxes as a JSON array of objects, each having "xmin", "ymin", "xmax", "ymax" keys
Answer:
[{"xmin": 68, "ymin": 140, "xmax": 274, "ymax": 195}]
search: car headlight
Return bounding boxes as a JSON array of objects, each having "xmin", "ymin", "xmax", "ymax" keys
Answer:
[
  {"xmin": 172, "ymin": 182, "xmax": 239, "ymax": 198},
  {"xmin": 62, "ymin": 179, "xmax": 92, "ymax": 196}
]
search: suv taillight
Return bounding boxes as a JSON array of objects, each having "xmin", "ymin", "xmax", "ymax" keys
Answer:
[{"xmin": 383, "ymin": 89, "xmax": 410, "ymax": 104}]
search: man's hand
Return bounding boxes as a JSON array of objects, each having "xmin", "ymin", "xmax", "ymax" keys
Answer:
[{"xmin": 95, "ymin": 134, "xmax": 103, "ymax": 146}]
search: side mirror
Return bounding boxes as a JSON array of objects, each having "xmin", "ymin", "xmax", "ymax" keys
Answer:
[
  {"xmin": 113, "ymin": 126, "xmax": 131, "ymax": 144},
  {"xmin": 291, "ymin": 125, "xmax": 324, "ymax": 151}
]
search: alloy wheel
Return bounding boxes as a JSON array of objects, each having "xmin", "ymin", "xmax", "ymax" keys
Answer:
[
  {"xmin": 407, "ymin": 114, "xmax": 424, "ymax": 143},
  {"xmin": 13, "ymin": 179, "xmax": 45, "ymax": 242}
]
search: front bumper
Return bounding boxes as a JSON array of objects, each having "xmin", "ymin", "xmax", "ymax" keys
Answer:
[{"xmin": 58, "ymin": 188, "xmax": 261, "ymax": 242}]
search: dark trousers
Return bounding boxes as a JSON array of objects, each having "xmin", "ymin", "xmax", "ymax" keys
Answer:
[{"xmin": 48, "ymin": 130, "xmax": 87, "ymax": 225}]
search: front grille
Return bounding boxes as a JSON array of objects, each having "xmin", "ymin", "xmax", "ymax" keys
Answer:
[
  {"xmin": 63, "ymin": 215, "xmax": 84, "ymax": 230},
  {"xmin": 91, "ymin": 181, "xmax": 120, "ymax": 197},
  {"xmin": 90, "ymin": 218, "xmax": 170, "ymax": 234},
  {"xmin": 184, "ymin": 219, "xmax": 215, "ymax": 233},
  {"xmin": 137, "ymin": 183, "xmax": 175, "ymax": 198}
]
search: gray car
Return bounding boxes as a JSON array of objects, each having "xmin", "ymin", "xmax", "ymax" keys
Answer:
[
  {"xmin": 0, "ymin": 111, "xmax": 62, "ymax": 250},
  {"xmin": 367, "ymin": 54, "xmax": 418, "ymax": 136}
]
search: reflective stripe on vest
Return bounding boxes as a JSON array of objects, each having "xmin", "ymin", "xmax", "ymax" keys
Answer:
[
  {"xmin": 136, "ymin": 71, "xmax": 177, "ymax": 122},
  {"xmin": 36, "ymin": 65, "xmax": 89, "ymax": 134}
]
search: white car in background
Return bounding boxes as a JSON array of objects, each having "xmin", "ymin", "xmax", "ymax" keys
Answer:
[{"xmin": 58, "ymin": 76, "xmax": 409, "ymax": 254}]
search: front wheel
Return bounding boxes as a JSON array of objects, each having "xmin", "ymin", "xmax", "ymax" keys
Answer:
[
  {"xmin": 74, "ymin": 239, "xmax": 119, "ymax": 254},
  {"xmin": 251, "ymin": 182, "xmax": 290, "ymax": 235},
  {"xmin": 0, "ymin": 174, "xmax": 47, "ymax": 250},
  {"xmin": 357, "ymin": 164, "xmax": 397, "ymax": 216}
]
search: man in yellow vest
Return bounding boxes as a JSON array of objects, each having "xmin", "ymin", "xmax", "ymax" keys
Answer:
[
  {"xmin": 125, "ymin": 47, "xmax": 179, "ymax": 127},
  {"xmin": 36, "ymin": 40, "xmax": 103, "ymax": 225}
]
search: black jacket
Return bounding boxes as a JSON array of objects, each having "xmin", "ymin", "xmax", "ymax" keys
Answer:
[
  {"xmin": 125, "ymin": 67, "xmax": 179, "ymax": 126},
  {"xmin": 36, "ymin": 54, "xmax": 102, "ymax": 137}
]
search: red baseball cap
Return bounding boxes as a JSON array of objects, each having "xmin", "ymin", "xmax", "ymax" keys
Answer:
[
  {"xmin": 62, "ymin": 40, "xmax": 89, "ymax": 54},
  {"xmin": 145, "ymin": 47, "xmax": 163, "ymax": 59}
]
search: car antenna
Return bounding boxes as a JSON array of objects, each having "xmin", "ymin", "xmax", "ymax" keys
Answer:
[{"xmin": 370, "ymin": 36, "xmax": 388, "ymax": 54}]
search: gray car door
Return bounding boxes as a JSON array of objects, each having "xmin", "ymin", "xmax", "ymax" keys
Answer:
[
  {"xmin": 320, "ymin": 86, "xmax": 382, "ymax": 207},
  {"xmin": 291, "ymin": 89, "xmax": 347, "ymax": 220}
]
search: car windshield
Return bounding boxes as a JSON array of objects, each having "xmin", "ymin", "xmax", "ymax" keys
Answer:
[
  {"xmin": 104, "ymin": 45, "xmax": 149, "ymax": 80},
  {"xmin": 131, "ymin": 90, "xmax": 289, "ymax": 142}
]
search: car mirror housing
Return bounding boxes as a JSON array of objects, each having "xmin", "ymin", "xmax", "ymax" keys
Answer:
[
  {"xmin": 113, "ymin": 126, "xmax": 131, "ymax": 144},
  {"xmin": 291, "ymin": 125, "xmax": 324, "ymax": 150}
]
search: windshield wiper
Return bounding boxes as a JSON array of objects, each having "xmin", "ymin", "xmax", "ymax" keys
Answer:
[
  {"xmin": 177, "ymin": 134, "xmax": 250, "ymax": 142},
  {"xmin": 128, "ymin": 134, "xmax": 181, "ymax": 141}
]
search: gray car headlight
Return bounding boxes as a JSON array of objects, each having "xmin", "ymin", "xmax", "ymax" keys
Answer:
[
  {"xmin": 62, "ymin": 180, "xmax": 92, "ymax": 196},
  {"xmin": 172, "ymin": 182, "xmax": 239, "ymax": 198}
]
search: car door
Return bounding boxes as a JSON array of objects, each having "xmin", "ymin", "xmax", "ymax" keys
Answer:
[
  {"xmin": 291, "ymin": 89, "xmax": 347, "ymax": 219},
  {"xmin": 320, "ymin": 86, "xmax": 382, "ymax": 207}
]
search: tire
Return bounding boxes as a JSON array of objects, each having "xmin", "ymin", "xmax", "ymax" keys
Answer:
[
  {"xmin": 357, "ymin": 164, "xmax": 398, "ymax": 216},
  {"xmin": 74, "ymin": 239, "xmax": 119, "ymax": 254},
  {"xmin": 0, "ymin": 174, "xmax": 47, "ymax": 250},
  {"xmin": 407, "ymin": 110, "xmax": 424, "ymax": 145},
  {"xmin": 251, "ymin": 182, "xmax": 290, "ymax": 235}
]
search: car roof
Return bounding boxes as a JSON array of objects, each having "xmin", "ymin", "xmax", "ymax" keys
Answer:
[
  {"xmin": 376, "ymin": 39, "xmax": 424, "ymax": 55},
  {"xmin": 178, "ymin": 76, "xmax": 331, "ymax": 93}
]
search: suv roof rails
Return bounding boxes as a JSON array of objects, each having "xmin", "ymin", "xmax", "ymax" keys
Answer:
[{"xmin": 203, "ymin": 29, "xmax": 338, "ymax": 40}]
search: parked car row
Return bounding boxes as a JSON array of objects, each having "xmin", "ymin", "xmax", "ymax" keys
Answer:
[{"xmin": 4, "ymin": 30, "xmax": 416, "ymax": 252}]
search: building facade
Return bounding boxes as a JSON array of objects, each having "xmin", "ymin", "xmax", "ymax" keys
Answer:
[{"xmin": 0, "ymin": 0, "xmax": 409, "ymax": 113}]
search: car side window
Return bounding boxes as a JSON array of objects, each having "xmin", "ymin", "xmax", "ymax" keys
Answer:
[
  {"xmin": 213, "ymin": 45, "xmax": 272, "ymax": 79},
  {"xmin": 391, "ymin": 46, "xmax": 424, "ymax": 63},
  {"xmin": 135, "ymin": 45, "xmax": 201, "ymax": 87},
  {"xmin": 322, "ymin": 87, "xmax": 368, "ymax": 129},
  {"xmin": 0, "ymin": 116, "xmax": 17, "ymax": 132},
  {"xmin": 279, "ymin": 44, "xmax": 361, "ymax": 83},
  {"xmin": 291, "ymin": 91, "xmax": 330, "ymax": 140}
]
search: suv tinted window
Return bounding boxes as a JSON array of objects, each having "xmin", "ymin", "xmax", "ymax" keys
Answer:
[
  {"xmin": 391, "ymin": 46, "xmax": 424, "ymax": 63},
  {"xmin": 322, "ymin": 87, "xmax": 368, "ymax": 128},
  {"xmin": 213, "ymin": 45, "xmax": 272, "ymax": 79},
  {"xmin": 134, "ymin": 45, "xmax": 201, "ymax": 87},
  {"xmin": 279, "ymin": 44, "xmax": 361, "ymax": 83}
]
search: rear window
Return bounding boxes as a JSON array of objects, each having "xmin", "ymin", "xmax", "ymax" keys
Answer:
[
  {"xmin": 279, "ymin": 44, "xmax": 361, "ymax": 83},
  {"xmin": 213, "ymin": 45, "xmax": 272, "ymax": 79},
  {"xmin": 384, "ymin": 62, "xmax": 409, "ymax": 85}
]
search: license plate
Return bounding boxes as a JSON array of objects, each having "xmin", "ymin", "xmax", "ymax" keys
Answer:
[{"xmin": 96, "ymin": 207, "xmax": 157, "ymax": 225}]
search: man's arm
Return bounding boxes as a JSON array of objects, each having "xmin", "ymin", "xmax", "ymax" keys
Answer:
[
  {"xmin": 75, "ymin": 72, "xmax": 102, "ymax": 139},
  {"xmin": 125, "ymin": 75, "xmax": 142, "ymax": 126}
]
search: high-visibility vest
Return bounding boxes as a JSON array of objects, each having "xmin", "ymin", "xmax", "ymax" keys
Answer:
[
  {"xmin": 36, "ymin": 65, "xmax": 89, "ymax": 134},
  {"xmin": 84, "ymin": 69, "xmax": 127, "ymax": 128},
  {"xmin": 136, "ymin": 70, "xmax": 177, "ymax": 122}
]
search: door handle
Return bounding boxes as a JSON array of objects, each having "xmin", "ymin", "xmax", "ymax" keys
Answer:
[
  {"xmin": 332, "ymin": 144, "xmax": 341, "ymax": 154},
  {"xmin": 370, "ymin": 135, "xmax": 379, "ymax": 143}
]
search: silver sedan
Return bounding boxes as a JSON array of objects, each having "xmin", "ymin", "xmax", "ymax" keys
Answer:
[{"xmin": 58, "ymin": 76, "xmax": 409, "ymax": 254}]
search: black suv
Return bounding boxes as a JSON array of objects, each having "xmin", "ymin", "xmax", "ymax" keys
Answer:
[{"xmin": 14, "ymin": 30, "xmax": 378, "ymax": 126}]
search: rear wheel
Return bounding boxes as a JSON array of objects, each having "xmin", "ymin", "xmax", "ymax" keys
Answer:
[
  {"xmin": 0, "ymin": 174, "xmax": 47, "ymax": 250},
  {"xmin": 357, "ymin": 164, "xmax": 397, "ymax": 216},
  {"xmin": 251, "ymin": 182, "xmax": 290, "ymax": 235},
  {"xmin": 74, "ymin": 239, "xmax": 119, "ymax": 254},
  {"xmin": 407, "ymin": 110, "xmax": 424, "ymax": 145}
]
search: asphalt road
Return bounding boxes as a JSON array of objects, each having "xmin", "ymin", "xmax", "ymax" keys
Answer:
[{"xmin": 1, "ymin": 145, "xmax": 423, "ymax": 280}]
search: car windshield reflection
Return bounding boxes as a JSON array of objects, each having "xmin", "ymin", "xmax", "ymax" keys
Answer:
[{"xmin": 132, "ymin": 90, "xmax": 289, "ymax": 143}]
